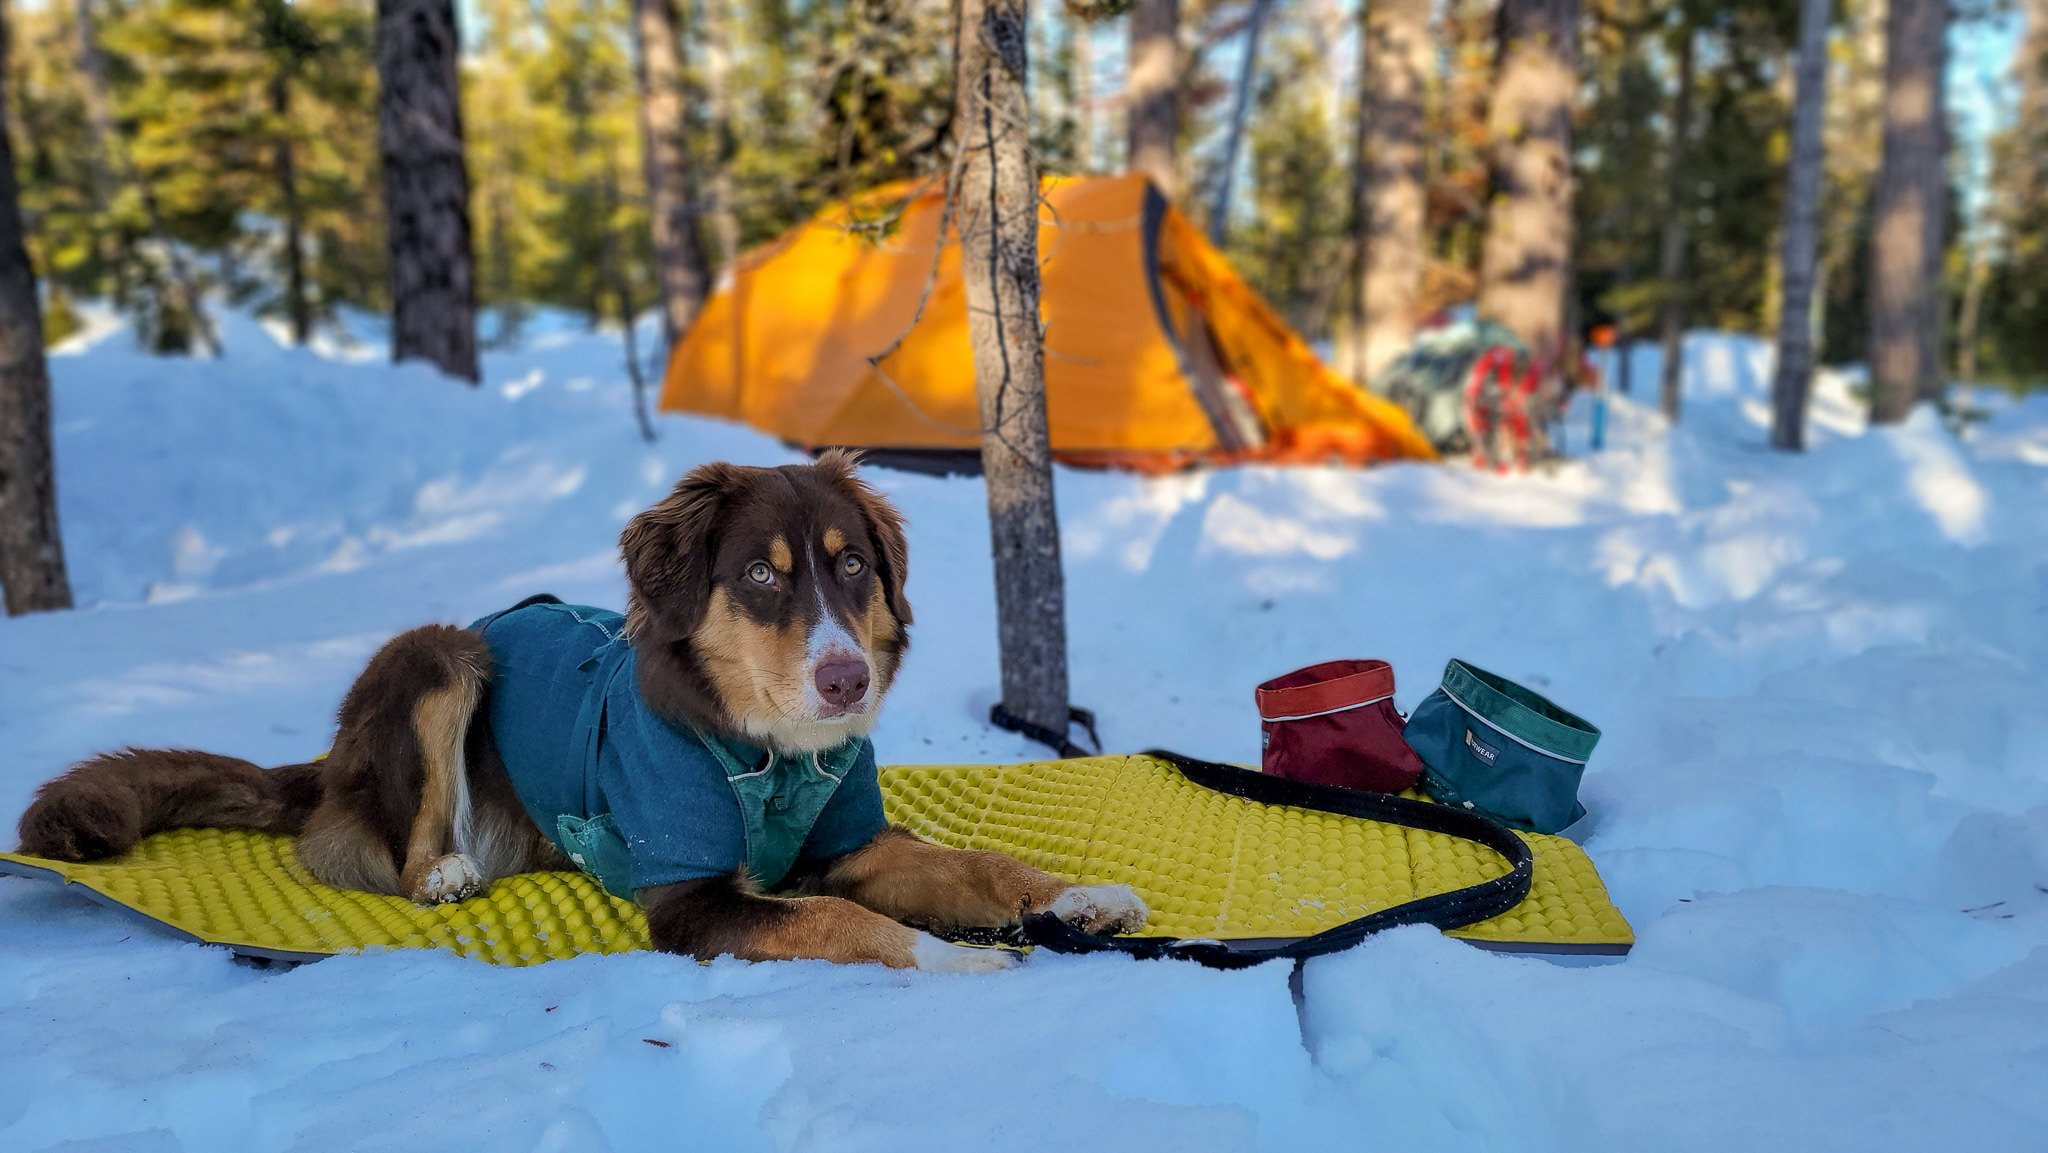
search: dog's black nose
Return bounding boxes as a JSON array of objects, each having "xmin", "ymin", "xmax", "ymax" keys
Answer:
[{"xmin": 814, "ymin": 656, "xmax": 870, "ymax": 711}]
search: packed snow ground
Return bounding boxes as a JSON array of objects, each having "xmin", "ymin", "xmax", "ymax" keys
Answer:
[{"xmin": 2, "ymin": 304, "xmax": 2045, "ymax": 1151}]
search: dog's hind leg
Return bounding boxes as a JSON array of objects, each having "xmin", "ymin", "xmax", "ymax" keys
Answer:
[
  {"xmin": 296, "ymin": 625, "xmax": 501, "ymax": 902},
  {"xmin": 398, "ymin": 653, "xmax": 489, "ymax": 904}
]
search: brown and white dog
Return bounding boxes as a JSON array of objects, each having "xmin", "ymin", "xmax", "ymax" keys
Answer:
[{"xmin": 16, "ymin": 453, "xmax": 1145, "ymax": 971}]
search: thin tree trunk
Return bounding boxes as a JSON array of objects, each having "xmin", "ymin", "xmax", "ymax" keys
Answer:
[
  {"xmin": 73, "ymin": 0, "xmax": 219, "ymax": 357},
  {"xmin": 1477, "ymin": 0, "xmax": 1579, "ymax": 369},
  {"xmin": 1656, "ymin": 24, "xmax": 1696, "ymax": 422},
  {"xmin": 1207, "ymin": 0, "xmax": 1274, "ymax": 246},
  {"xmin": 0, "ymin": 5, "xmax": 72, "ymax": 615},
  {"xmin": 1608, "ymin": 18, "xmax": 1643, "ymax": 397},
  {"xmin": 1125, "ymin": 0, "xmax": 1180, "ymax": 198},
  {"xmin": 270, "ymin": 72, "xmax": 312, "ymax": 347},
  {"xmin": 629, "ymin": 0, "xmax": 713, "ymax": 350},
  {"xmin": 1770, "ymin": 0, "xmax": 1830, "ymax": 451},
  {"xmin": 1867, "ymin": 0, "xmax": 1948, "ymax": 423},
  {"xmin": 481, "ymin": 84, "xmax": 523, "ymax": 348},
  {"xmin": 70, "ymin": 0, "xmax": 118, "ymax": 219},
  {"xmin": 1347, "ymin": 0, "xmax": 1431, "ymax": 384},
  {"xmin": 376, "ymin": 0, "xmax": 480, "ymax": 382},
  {"xmin": 600, "ymin": 149, "xmax": 658, "ymax": 445},
  {"xmin": 957, "ymin": 0, "xmax": 1070, "ymax": 735},
  {"xmin": 1321, "ymin": 0, "xmax": 1348, "ymax": 154},
  {"xmin": 699, "ymin": 0, "xmax": 742, "ymax": 271},
  {"xmin": 1072, "ymin": 7, "xmax": 1096, "ymax": 170},
  {"xmin": 1955, "ymin": 231, "xmax": 1989, "ymax": 383}
]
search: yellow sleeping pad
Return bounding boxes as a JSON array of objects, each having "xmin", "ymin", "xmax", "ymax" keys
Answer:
[{"xmin": 0, "ymin": 754, "xmax": 1631, "ymax": 965}]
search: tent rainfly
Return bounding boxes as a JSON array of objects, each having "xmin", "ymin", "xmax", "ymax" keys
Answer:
[{"xmin": 659, "ymin": 173, "xmax": 1435, "ymax": 471}]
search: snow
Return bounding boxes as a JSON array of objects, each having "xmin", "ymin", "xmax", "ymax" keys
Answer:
[{"xmin": 4, "ymin": 309, "xmax": 2046, "ymax": 1151}]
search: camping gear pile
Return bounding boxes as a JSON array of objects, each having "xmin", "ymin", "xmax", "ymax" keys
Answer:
[
  {"xmin": 659, "ymin": 174, "xmax": 1435, "ymax": 472},
  {"xmin": 1367, "ymin": 318, "xmax": 1573, "ymax": 472}
]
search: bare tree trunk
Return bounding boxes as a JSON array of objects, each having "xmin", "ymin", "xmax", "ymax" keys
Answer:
[
  {"xmin": 600, "ymin": 148, "xmax": 658, "ymax": 445},
  {"xmin": 270, "ymin": 72, "xmax": 312, "ymax": 347},
  {"xmin": 957, "ymin": 0, "xmax": 1070, "ymax": 736},
  {"xmin": 1320, "ymin": 0, "xmax": 1348, "ymax": 154},
  {"xmin": 69, "ymin": 0, "xmax": 118, "ymax": 223},
  {"xmin": 1867, "ymin": 0, "xmax": 1948, "ymax": 423},
  {"xmin": 628, "ymin": 0, "xmax": 713, "ymax": 349},
  {"xmin": 1346, "ymin": 0, "xmax": 1431, "ymax": 384},
  {"xmin": 1770, "ymin": 0, "xmax": 1830, "ymax": 451},
  {"xmin": 1955, "ymin": 231, "xmax": 1989, "ymax": 383},
  {"xmin": 1125, "ymin": 0, "xmax": 1180, "ymax": 198},
  {"xmin": 1477, "ymin": 0, "xmax": 1579, "ymax": 368},
  {"xmin": 377, "ymin": 0, "xmax": 480, "ymax": 382},
  {"xmin": 1206, "ymin": 0, "xmax": 1274, "ymax": 246},
  {"xmin": 73, "ymin": 0, "xmax": 219, "ymax": 357},
  {"xmin": 0, "ymin": 6, "xmax": 72, "ymax": 615},
  {"xmin": 699, "ymin": 0, "xmax": 742, "ymax": 270},
  {"xmin": 1656, "ymin": 24, "xmax": 1695, "ymax": 422},
  {"xmin": 1072, "ymin": 7, "xmax": 1096, "ymax": 170}
]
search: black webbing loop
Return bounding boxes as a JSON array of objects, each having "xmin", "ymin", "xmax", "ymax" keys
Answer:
[
  {"xmin": 1019, "ymin": 749, "xmax": 1535, "ymax": 970},
  {"xmin": 990, "ymin": 703, "xmax": 1102, "ymax": 759}
]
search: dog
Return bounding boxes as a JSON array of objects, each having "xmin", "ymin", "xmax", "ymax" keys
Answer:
[{"xmin": 16, "ymin": 452, "xmax": 1146, "ymax": 971}]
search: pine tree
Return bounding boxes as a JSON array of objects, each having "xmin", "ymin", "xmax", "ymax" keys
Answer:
[
  {"xmin": 256, "ymin": 0, "xmax": 322, "ymax": 345},
  {"xmin": 956, "ymin": 0, "xmax": 1071, "ymax": 739},
  {"xmin": 1976, "ymin": 0, "xmax": 2048, "ymax": 383},
  {"xmin": 1867, "ymin": 0, "xmax": 1949, "ymax": 422},
  {"xmin": 1126, "ymin": 0, "xmax": 1180, "ymax": 197},
  {"xmin": 262, "ymin": 1, "xmax": 383, "ymax": 331},
  {"xmin": 1769, "ymin": 0, "xmax": 1830, "ymax": 450},
  {"xmin": 1206, "ymin": 0, "xmax": 1273, "ymax": 246},
  {"xmin": 376, "ymin": 0, "xmax": 479, "ymax": 382},
  {"xmin": 1346, "ymin": 0, "xmax": 1431, "ymax": 383},
  {"xmin": 1655, "ymin": 17, "xmax": 1696, "ymax": 420},
  {"xmin": 0, "ymin": 0, "xmax": 72, "ymax": 614},
  {"xmin": 1227, "ymin": 18, "xmax": 1345, "ymax": 339},
  {"xmin": 1477, "ymin": 0, "xmax": 1580, "ymax": 365},
  {"xmin": 9, "ymin": 4, "xmax": 108, "ymax": 343},
  {"xmin": 631, "ymin": 0, "xmax": 712, "ymax": 350},
  {"xmin": 74, "ymin": 0, "xmax": 222, "ymax": 354},
  {"xmin": 697, "ymin": 0, "xmax": 742, "ymax": 267},
  {"xmin": 1573, "ymin": 0, "xmax": 1662, "ymax": 390},
  {"xmin": 813, "ymin": 0, "xmax": 955, "ymax": 204}
]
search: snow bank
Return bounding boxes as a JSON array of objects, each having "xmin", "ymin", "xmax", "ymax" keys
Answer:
[{"xmin": 3, "ymin": 316, "xmax": 2044, "ymax": 1150}]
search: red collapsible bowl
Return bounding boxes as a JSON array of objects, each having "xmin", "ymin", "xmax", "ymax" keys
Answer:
[{"xmin": 1257, "ymin": 659, "xmax": 1424, "ymax": 794}]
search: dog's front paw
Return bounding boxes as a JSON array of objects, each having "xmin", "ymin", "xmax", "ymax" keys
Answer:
[
  {"xmin": 1047, "ymin": 884, "xmax": 1148, "ymax": 935},
  {"xmin": 910, "ymin": 932, "xmax": 1019, "ymax": 973},
  {"xmin": 414, "ymin": 853, "xmax": 485, "ymax": 904}
]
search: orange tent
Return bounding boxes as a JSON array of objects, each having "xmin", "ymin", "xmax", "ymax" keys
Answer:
[{"xmin": 659, "ymin": 174, "xmax": 1435, "ymax": 470}]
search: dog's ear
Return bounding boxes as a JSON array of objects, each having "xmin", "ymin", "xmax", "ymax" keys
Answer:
[
  {"xmin": 621, "ymin": 462, "xmax": 747, "ymax": 634},
  {"xmin": 815, "ymin": 449, "xmax": 912, "ymax": 626}
]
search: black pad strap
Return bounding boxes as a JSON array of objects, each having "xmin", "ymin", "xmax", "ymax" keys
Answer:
[{"xmin": 1018, "ymin": 749, "xmax": 1535, "ymax": 969}]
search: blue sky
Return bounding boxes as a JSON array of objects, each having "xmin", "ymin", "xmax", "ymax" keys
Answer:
[{"xmin": 1952, "ymin": 10, "xmax": 2022, "ymax": 222}]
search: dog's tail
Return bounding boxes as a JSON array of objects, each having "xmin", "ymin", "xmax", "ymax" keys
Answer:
[{"xmin": 15, "ymin": 749, "xmax": 325, "ymax": 862}]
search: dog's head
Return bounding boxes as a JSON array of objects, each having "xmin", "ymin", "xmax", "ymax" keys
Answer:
[{"xmin": 620, "ymin": 451, "xmax": 912, "ymax": 753}]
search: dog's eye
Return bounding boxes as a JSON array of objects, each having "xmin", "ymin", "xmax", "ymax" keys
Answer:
[
  {"xmin": 841, "ymin": 553, "xmax": 866, "ymax": 577},
  {"xmin": 747, "ymin": 561, "xmax": 775, "ymax": 585}
]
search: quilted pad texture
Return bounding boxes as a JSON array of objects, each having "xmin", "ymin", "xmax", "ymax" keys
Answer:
[{"xmin": 0, "ymin": 754, "xmax": 1631, "ymax": 964}]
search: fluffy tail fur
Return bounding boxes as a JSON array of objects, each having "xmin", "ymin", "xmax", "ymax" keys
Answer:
[{"xmin": 16, "ymin": 749, "xmax": 324, "ymax": 862}]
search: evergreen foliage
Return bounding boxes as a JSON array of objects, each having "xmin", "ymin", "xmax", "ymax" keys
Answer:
[{"xmin": 2, "ymin": 0, "xmax": 2039, "ymax": 393}]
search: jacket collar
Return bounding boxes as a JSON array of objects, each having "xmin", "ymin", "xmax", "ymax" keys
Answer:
[{"xmin": 689, "ymin": 726, "xmax": 866, "ymax": 783}]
